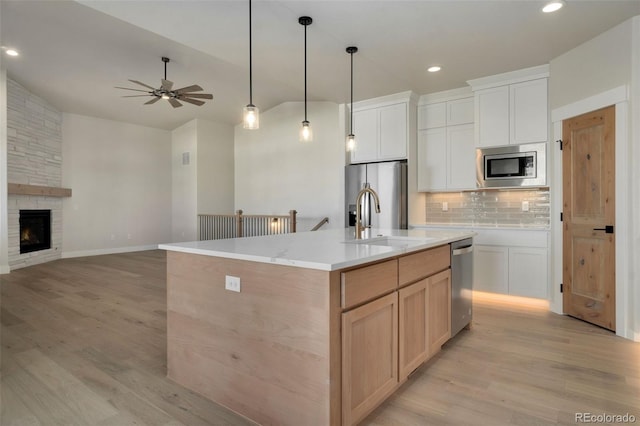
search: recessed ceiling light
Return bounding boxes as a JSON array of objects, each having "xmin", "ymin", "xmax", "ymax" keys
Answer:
[
  {"xmin": 5, "ymin": 48, "xmax": 19, "ymax": 57},
  {"xmin": 542, "ymin": 0, "xmax": 565, "ymax": 13},
  {"xmin": 427, "ymin": 66, "xmax": 441, "ymax": 73}
]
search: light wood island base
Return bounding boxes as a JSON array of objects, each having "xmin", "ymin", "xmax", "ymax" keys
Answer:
[
  {"xmin": 166, "ymin": 251, "xmax": 343, "ymax": 425},
  {"xmin": 166, "ymin": 242, "xmax": 455, "ymax": 426}
]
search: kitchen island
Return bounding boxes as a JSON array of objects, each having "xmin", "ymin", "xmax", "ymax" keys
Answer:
[{"xmin": 159, "ymin": 228, "xmax": 474, "ymax": 425}]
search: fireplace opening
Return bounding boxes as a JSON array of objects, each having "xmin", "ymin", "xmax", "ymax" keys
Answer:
[{"xmin": 19, "ymin": 210, "xmax": 51, "ymax": 254}]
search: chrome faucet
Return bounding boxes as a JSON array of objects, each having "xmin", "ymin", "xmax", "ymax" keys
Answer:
[{"xmin": 355, "ymin": 185, "xmax": 381, "ymax": 239}]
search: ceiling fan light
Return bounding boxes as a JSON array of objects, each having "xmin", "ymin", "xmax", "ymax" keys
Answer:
[
  {"xmin": 542, "ymin": 0, "xmax": 565, "ymax": 13},
  {"xmin": 427, "ymin": 65, "xmax": 441, "ymax": 73},
  {"xmin": 300, "ymin": 121, "xmax": 313, "ymax": 142},
  {"xmin": 161, "ymin": 93, "xmax": 170, "ymax": 100},
  {"xmin": 5, "ymin": 48, "xmax": 19, "ymax": 57},
  {"xmin": 243, "ymin": 104, "xmax": 260, "ymax": 129}
]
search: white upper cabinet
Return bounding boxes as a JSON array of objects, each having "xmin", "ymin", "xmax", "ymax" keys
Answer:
[
  {"xmin": 417, "ymin": 128, "xmax": 447, "ymax": 191},
  {"xmin": 475, "ymin": 86, "xmax": 509, "ymax": 147},
  {"xmin": 446, "ymin": 97, "xmax": 474, "ymax": 126},
  {"xmin": 350, "ymin": 92, "xmax": 415, "ymax": 164},
  {"xmin": 417, "ymin": 90, "xmax": 475, "ymax": 192},
  {"xmin": 468, "ymin": 65, "xmax": 549, "ymax": 148},
  {"xmin": 417, "ymin": 96, "xmax": 473, "ymax": 130},
  {"xmin": 446, "ymin": 124, "xmax": 475, "ymax": 190},
  {"xmin": 418, "ymin": 102, "xmax": 446, "ymax": 129},
  {"xmin": 510, "ymin": 79, "xmax": 548, "ymax": 144},
  {"xmin": 379, "ymin": 103, "xmax": 407, "ymax": 160},
  {"xmin": 351, "ymin": 109, "xmax": 378, "ymax": 163}
]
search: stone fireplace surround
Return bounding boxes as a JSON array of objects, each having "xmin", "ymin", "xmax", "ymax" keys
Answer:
[{"xmin": 7, "ymin": 79, "xmax": 64, "ymax": 270}]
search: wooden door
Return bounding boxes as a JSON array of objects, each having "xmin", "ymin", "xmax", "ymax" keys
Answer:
[
  {"xmin": 427, "ymin": 269, "xmax": 452, "ymax": 355},
  {"xmin": 342, "ymin": 292, "xmax": 398, "ymax": 426},
  {"xmin": 562, "ymin": 106, "xmax": 615, "ymax": 331},
  {"xmin": 399, "ymin": 280, "xmax": 428, "ymax": 380}
]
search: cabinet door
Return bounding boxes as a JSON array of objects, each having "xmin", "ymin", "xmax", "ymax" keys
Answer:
[
  {"xmin": 474, "ymin": 245, "xmax": 509, "ymax": 294},
  {"xmin": 417, "ymin": 128, "xmax": 447, "ymax": 191},
  {"xmin": 379, "ymin": 103, "xmax": 407, "ymax": 160},
  {"xmin": 446, "ymin": 124, "xmax": 476, "ymax": 190},
  {"xmin": 351, "ymin": 108, "xmax": 378, "ymax": 163},
  {"xmin": 418, "ymin": 102, "xmax": 446, "ymax": 130},
  {"xmin": 399, "ymin": 280, "xmax": 428, "ymax": 380},
  {"xmin": 447, "ymin": 97, "xmax": 474, "ymax": 126},
  {"xmin": 508, "ymin": 247, "xmax": 548, "ymax": 299},
  {"xmin": 342, "ymin": 292, "xmax": 398, "ymax": 426},
  {"xmin": 510, "ymin": 78, "xmax": 548, "ymax": 144},
  {"xmin": 427, "ymin": 269, "xmax": 451, "ymax": 356},
  {"xmin": 475, "ymin": 86, "xmax": 509, "ymax": 147}
]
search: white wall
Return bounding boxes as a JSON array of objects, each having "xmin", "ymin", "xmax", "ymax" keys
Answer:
[
  {"xmin": 234, "ymin": 102, "xmax": 344, "ymax": 231},
  {"xmin": 196, "ymin": 119, "xmax": 234, "ymax": 215},
  {"xmin": 171, "ymin": 120, "xmax": 198, "ymax": 242},
  {"xmin": 61, "ymin": 113, "xmax": 172, "ymax": 257},
  {"xmin": 549, "ymin": 19, "xmax": 632, "ymax": 110},
  {"xmin": 171, "ymin": 118, "xmax": 235, "ymax": 242},
  {"xmin": 549, "ymin": 16, "xmax": 639, "ymax": 341}
]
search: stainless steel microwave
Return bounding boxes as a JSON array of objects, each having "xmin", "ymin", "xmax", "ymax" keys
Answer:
[{"xmin": 476, "ymin": 143, "xmax": 546, "ymax": 188}]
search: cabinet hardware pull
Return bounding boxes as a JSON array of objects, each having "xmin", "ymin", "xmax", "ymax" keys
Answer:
[
  {"xmin": 592, "ymin": 225, "xmax": 614, "ymax": 234},
  {"xmin": 452, "ymin": 246, "xmax": 473, "ymax": 256}
]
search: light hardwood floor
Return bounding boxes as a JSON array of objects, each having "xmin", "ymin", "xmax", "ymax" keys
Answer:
[{"xmin": 2, "ymin": 251, "xmax": 639, "ymax": 425}]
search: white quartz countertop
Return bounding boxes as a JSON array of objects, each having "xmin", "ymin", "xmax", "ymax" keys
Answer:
[{"xmin": 159, "ymin": 228, "xmax": 475, "ymax": 271}]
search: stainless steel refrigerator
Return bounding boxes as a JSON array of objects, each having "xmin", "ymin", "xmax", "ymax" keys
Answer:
[{"xmin": 345, "ymin": 161, "xmax": 408, "ymax": 230}]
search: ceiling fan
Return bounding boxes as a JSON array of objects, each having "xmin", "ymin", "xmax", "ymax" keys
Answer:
[{"xmin": 116, "ymin": 57, "xmax": 213, "ymax": 108}]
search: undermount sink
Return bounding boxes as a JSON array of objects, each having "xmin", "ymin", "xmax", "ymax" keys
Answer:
[{"xmin": 344, "ymin": 236, "xmax": 436, "ymax": 248}]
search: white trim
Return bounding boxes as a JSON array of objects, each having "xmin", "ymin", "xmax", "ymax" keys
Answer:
[
  {"xmin": 551, "ymin": 85, "xmax": 628, "ymax": 122},
  {"xmin": 550, "ymin": 87, "xmax": 631, "ymax": 340},
  {"xmin": 418, "ymin": 86, "xmax": 472, "ymax": 105},
  {"xmin": 352, "ymin": 91, "xmax": 418, "ymax": 111},
  {"xmin": 549, "ymin": 120, "xmax": 563, "ymax": 315},
  {"xmin": 61, "ymin": 244, "xmax": 159, "ymax": 259},
  {"xmin": 467, "ymin": 64, "xmax": 549, "ymax": 91}
]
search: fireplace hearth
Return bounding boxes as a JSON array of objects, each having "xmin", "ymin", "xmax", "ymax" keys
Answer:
[{"xmin": 19, "ymin": 210, "xmax": 51, "ymax": 254}]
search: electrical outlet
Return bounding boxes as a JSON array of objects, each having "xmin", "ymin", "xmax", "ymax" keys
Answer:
[
  {"xmin": 225, "ymin": 275, "xmax": 241, "ymax": 292},
  {"xmin": 522, "ymin": 201, "xmax": 530, "ymax": 212},
  {"xmin": 442, "ymin": 202, "xmax": 448, "ymax": 212}
]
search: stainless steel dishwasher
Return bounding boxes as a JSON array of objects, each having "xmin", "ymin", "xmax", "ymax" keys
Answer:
[{"xmin": 451, "ymin": 238, "xmax": 473, "ymax": 337}]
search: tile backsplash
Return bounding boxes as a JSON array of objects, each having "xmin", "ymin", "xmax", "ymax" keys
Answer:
[{"xmin": 424, "ymin": 189, "xmax": 550, "ymax": 228}]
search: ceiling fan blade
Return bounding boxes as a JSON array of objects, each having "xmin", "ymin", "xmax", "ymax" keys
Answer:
[
  {"xmin": 128, "ymin": 79, "xmax": 156, "ymax": 90},
  {"xmin": 145, "ymin": 97, "xmax": 161, "ymax": 105},
  {"xmin": 168, "ymin": 98, "xmax": 182, "ymax": 108},
  {"xmin": 122, "ymin": 95, "xmax": 153, "ymax": 98},
  {"xmin": 180, "ymin": 97, "xmax": 205, "ymax": 106},
  {"xmin": 178, "ymin": 93, "xmax": 213, "ymax": 99},
  {"xmin": 161, "ymin": 79, "xmax": 174, "ymax": 91},
  {"xmin": 174, "ymin": 84, "xmax": 203, "ymax": 94},
  {"xmin": 115, "ymin": 86, "xmax": 151, "ymax": 93}
]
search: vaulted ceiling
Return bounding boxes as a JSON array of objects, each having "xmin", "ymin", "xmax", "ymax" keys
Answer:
[{"xmin": 2, "ymin": 0, "xmax": 639, "ymax": 130}]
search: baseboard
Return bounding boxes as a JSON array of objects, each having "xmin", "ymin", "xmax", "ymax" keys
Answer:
[
  {"xmin": 0, "ymin": 264, "xmax": 10, "ymax": 274},
  {"xmin": 61, "ymin": 244, "xmax": 159, "ymax": 259}
]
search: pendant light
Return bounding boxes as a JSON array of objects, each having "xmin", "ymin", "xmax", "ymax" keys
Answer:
[
  {"xmin": 243, "ymin": 0, "xmax": 259, "ymax": 129},
  {"xmin": 299, "ymin": 16, "xmax": 313, "ymax": 142},
  {"xmin": 346, "ymin": 46, "xmax": 358, "ymax": 152}
]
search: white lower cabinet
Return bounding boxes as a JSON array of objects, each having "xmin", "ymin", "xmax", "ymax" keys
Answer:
[
  {"xmin": 472, "ymin": 230, "xmax": 549, "ymax": 299},
  {"xmin": 508, "ymin": 247, "xmax": 548, "ymax": 299},
  {"xmin": 474, "ymin": 245, "xmax": 509, "ymax": 294}
]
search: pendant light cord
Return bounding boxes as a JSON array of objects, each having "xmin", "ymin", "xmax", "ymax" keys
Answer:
[
  {"xmin": 350, "ymin": 50, "xmax": 353, "ymax": 134},
  {"xmin": 249, "ymin": 0, "xmax": 253, "ymax": 106},
  {"xmin": 304, "ymin": 22, "xmax": 307, "ymax": 121}
]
